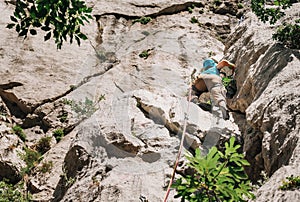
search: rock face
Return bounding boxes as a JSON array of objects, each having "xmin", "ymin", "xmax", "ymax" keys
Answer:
[
  {"xmin": 0, "ymin": 0, "xmax": 299, "ymax": 202},
  {"xmin": 225, "ymin": 4, "xmax": 300, "ymax": 201}
]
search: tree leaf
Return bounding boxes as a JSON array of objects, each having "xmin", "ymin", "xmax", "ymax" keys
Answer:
[
  {"xmin": 78, "ymin": 33, "xmax": 88, "ymax": 40},
  {"xmin": 10, "ymin": 16, "xmax": 18, "ymax": 22},
  {"xmin": 75, "ymin": 35, "xmax": 80, "ymax": 46},
  {"xmin": 30, "ymin": 29, "xmax": 37, "ymax": 35},
  {"xmin": 16, "ymin": 24, "xmax": 20, "ymax": 32},
  {"xmin": 44, "ymin": 32, "xmax": 51, "ymax": 41},
  {"xmin": 41, "ymin": 26, "xmax": 51, "ymax": 31},
  {"xmin": 19, "ymin": 29, "xmax": 28, "ymax": 37},
  {"xmin": 6, "ymin": 23, "xmax": 15, "ymax": 29}
]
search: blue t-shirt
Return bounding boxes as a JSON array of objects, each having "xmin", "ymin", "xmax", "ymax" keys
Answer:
[{"xmin": 201, "ymin": 66, "xmax": 220, "ymax": 76}]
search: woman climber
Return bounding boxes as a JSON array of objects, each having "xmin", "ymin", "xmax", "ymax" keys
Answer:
[{"xmin": 191, "ymin": 58, "xmax": 236, "ymax": 120}]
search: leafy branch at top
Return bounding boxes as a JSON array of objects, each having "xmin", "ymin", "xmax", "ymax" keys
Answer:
[
  {"xmin": 7, "ymin": 0, "xmax": 93, "ymax": 49},
  {"xmin": 251, "ymin": 0, "xmax": 299, "ymax": 49}
]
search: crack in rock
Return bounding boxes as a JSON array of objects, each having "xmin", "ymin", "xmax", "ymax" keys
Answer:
[{"xmin": 95, "ymin": 2, "xmax": 204, "ymax": 19}]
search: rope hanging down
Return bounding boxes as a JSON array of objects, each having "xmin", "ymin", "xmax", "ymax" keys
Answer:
[{"xmin": 163, "ymin": 70, "xmax": 195, "ymax": 202}]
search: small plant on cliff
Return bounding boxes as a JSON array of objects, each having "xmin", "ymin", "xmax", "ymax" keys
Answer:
[
  {"xmin": 63, "ymin": 96, "xmax": 104, "ymax": 118},
  {"xmin": 133, "ymin": 16, "xmax": 152, "ymax": 25},
  {"xmin": 0, "ymin": 179, "xmax": 31, "ymax": 202},
  {"xmin": 38, "ymin": 161, "xmax": 53, "ymax": 173},
  {"xmin": 190, "ymin": 17, "xmax": 199, "ymax": 24},
  {"xmin": 238, "ymin": 3, "xmax": 244, "ymax": 9},
  {"xmin": 279, "ymin": 175, "xmax": 300, "ymax": 190},
  {"xmin": 12, "ymin": 125, "xmax": 26, "ymax": 142},
  {"xmin": 172, "ymin": 137, "xmax": 255, "ymax": 201},
  {"xmin": 53, "ymin": 129, "xmax": 64, "ymax": 142},
  {"xmin": 139, "ymin": 50, "xmax": 150, "ymax": 59},
  {"xmin": 71, "ymin": 97, "xmax": 100, "ymax": 117},
  {"xmin": 20, "ymin": 147, "xmax": 42, "ymax": 175},
  {"xmin": 35, "ymin": 136, "xmax": 52, "ymax": 154}
]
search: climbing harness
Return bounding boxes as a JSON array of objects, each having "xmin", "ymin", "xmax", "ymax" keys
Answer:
[{"xmin": 163, "ymin": 70, "xmax": 194, "ymax": 202}]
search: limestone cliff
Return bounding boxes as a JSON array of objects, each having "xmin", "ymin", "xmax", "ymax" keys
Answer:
[{"xmin": 0, "ymin": 0, "xmax": 299, "ymax": 201}]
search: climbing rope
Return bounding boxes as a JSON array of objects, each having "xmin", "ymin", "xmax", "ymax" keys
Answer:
[{"xmin": 163, "ymin": 70, "xmax": 195, "ymax": 202}]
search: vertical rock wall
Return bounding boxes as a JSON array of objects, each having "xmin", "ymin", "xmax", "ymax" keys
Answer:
[{"xmin": 225, "ymin": 4, "xmax": 300, "ymax": 201}]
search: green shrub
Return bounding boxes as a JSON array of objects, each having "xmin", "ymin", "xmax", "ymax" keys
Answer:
[
  {"xmin": 63, "ymin": 96, "xmax": 104, "ymax": 118},
  {"xmin": 238, "ymin": 3, "xmax": 244, "ymax": 9},
  {"xmin": 172, "ymin": 137, "xmax": 255, "ymax": 201},
  {"xmin": 222, "ymin": 76, "xmax": 233, "ymax": 87},
  {"xmin": 133, "ymin": 17, "xmax": 152, "ymax": 25},
  {"xmin": 6, "ymin": 0, "xmax": 93, "ymax": 49},
  {"xmin": 12, "ymin": 125, "xmax": 26, "ymax": 142},
  {"xmin": 20, "ymin": 147, "xmax": 42, "ymax": 175},
  {"xmin": 0, "ymin": 179, "xmax": 31, "ymax": 202},
  {"xmin": 251, "ymin": 0, "xmax": 299, "ymax": 49},
  {"xmin": 188, "ymin": 7, "xmax": 193, "ymax": 13},
  {"xmin": 53, "ymin": 129, "xmax": 64, "ymax": 142},
  {"xmin": 273, "ymin": 21, "xmax": 300, "ymax": 49},
  {"xmin": 139, "ymin": 50, "xmax": 150, "ymax": 59},
  {"xmin": 62, "ymin": 98, "xmax": 73, "ymax": 105},
  {"xmin": 36, "ymin": 136, "xmax": 52, "ymax": 154},
  {"xmin": 279, "ymin": 175, "xmax": 300, "ymax": 190},
  {"xmin": 59, "ymin": 114, "xmax": 68, "ymax": 123},
  {"xmin": 38, "ymin": 161, "xmax": 53, "ymax": 173},
  {"xmin": 71, "ymin": 97, "xmax": 98, "ymax": 117},
  {"xmin": 190, "ymin": 17, "xmax": 199, "ymax": 24}
]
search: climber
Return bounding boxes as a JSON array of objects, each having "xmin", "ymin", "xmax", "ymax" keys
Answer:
[{"xmin": 191, "ymin": 58, "xmax": 236, "ymax": 120}]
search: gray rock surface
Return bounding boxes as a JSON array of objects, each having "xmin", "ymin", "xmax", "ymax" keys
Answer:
[
  {"xmin": 0, "ymin": 0, "xmax": 299, "ymax": 201},
  {"xmin": 225, "ymin": 4, "xmax": 300, "ymax": 201}
]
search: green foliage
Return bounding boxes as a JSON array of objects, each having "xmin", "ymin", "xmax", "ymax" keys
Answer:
[
  {"xmin": 188, "ymin": 7, "xmax": 193, "ymax": 13},
  {"xmin": 251, "ymin": 0, "xmax": 291, "ymax": 24},
  {"xmin": 36, "ymin": 136, "xmax": 52, "ymax": 154},
  {"xmin": 12, "ymin": 125, "xmax": 26, "ymax": 142},
  {"xmin": 72, "ymin": 97, "xmax": 98, "ymax": 117},
  {"xmin": 38, "ymin": 161, "xmax": 53, "ymax": 173},
  {"xmin": 222, "ymin": 76, "xmax": 233, "ymax": 88},
  {"xmin": 279, "ymin": 175, "xmax": 300, "ymax": 190},
  {"xmin": 251, "ymin": 0, "xmax": 299, "ymax": 49},
  {"xmin": 58, "ymin": 111, "xmax": 68, "ymax": 123},
  {"xmin": 61, "ymin": 166, "xmax": 76, "ymax": 187},
  {"xmin": 222, "ymin": 76, "xmax": 237, "ymax": 99},
  {"xmin": 0, "ymin": 179, "xmax": 31, "ymax": 202},
  {"xmin": 190, "ymin": 17, "xmax": 199, "ymax": 24},
  {"xmin": 238, "ymin": 3, "xmax": 244, "ymax": 9},
  {"xmin": 62, "ymin": 96, "xmax": 104, "ymax": 118},
  {"xmin": 20, "ymin": 147, "xmax": 42, "ymax": 175},
  {"xmin": 172, "ymin": 137, "xmax": 255, "ymax": 202},
  {"xmin": 62, "ymin": 98, "xmax": 73, "ymax": 105},
  {"xmin": 7, "ymin": 0, "xmax": 93, "ymax": 49},
  {"xmin": 133, "ymin": 16, "xmax": 152, "ymax": 25},
  {"xmin": 139, "ymin": 50, "xmax": 150, "ymax": 59},
  {"xmin": 53, "ymin": 129, "xmax": 64, "ymax": 142},
  {"xmin": 273, "ymin": 21, "xmax": 300, "ymax": 49}
]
